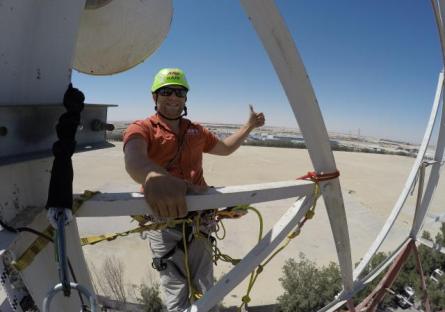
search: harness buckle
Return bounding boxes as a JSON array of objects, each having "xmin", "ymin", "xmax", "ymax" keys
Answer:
[{"xmin": 151, "ymin": 257, "xmax": 168, "ymax": 271}]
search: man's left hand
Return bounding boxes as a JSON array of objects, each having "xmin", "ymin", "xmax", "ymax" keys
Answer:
[{"xmin": 247, "ymin": 104, "xmax": 265, "ymax": 129}]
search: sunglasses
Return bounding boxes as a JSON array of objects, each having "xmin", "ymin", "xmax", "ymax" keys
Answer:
[{"xmin": 157, "ymin": 87, "xmax": 188, "ymax": 98}]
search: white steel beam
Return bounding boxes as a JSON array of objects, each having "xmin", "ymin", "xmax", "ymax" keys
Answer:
[
  {"xmin": 353, "ymin": 72, "xmax": 444, "ymax": 280},
  {"xmin": 432, "ymin": 0, "xmax": 445, "ymax": 64},
  {"xmin": 75, "ymin": 180, "xmax": 314, "ymax": 217},
  {"xmin": 410, "ymin": 101, "xmax": 445, "ymax": 237},
  {"xmin": 188, "ymin": 196, "xmax": 313, "ymax": 312},
  {"xmin": 417, "ymin": 237, "xmax": 445, "ymax": 255},
  {"xmin": 410, "ymin": 2, "xmax": 445, "ymax": 238},
  {"xmin": 239, "ymin": 0, "xmax": 353, "ymax": 292}
]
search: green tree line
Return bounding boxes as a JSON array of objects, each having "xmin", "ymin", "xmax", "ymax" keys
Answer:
[{"xmin": 277, "ymin": 223, "xmax": 445, "ymax": 311}]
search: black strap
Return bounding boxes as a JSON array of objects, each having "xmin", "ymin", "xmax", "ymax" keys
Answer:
[
  {"xmin": 151, "ymin": 223, "xmax": 195, "ymax": 272},
  {"xmin": 164, "ymin": 119, "xmax": 191, "ymax": 171},
  {"xmin": 46, "ymin": 84, "xmax": 84, "ymax": 210}
]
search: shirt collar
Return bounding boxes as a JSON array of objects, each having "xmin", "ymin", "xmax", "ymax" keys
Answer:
[{"xmin": 149, "ymin": 114, "xmax": 191, "ymax": 134}]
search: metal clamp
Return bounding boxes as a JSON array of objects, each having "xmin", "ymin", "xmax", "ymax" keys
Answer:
[
  {"xmin": 152, "ymin": 257, "xmax": 168, "ymax": 271},
  {"xmin": 43, "ymin": 211, "xmax": 97, "ymax": 312},
  {"xmin": 55, "ymin": 210, "xmax": 70, "ymax": 296}
]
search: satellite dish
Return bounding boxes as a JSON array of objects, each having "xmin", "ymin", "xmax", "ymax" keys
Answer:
[{"xmin": 74, "ymin": 0, "xmax": 173, "ymax": 75}]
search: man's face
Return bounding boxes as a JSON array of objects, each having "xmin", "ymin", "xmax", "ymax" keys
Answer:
[{"xmin": 153, "ymin": 85, "xmax": 187, "ymax": 119}]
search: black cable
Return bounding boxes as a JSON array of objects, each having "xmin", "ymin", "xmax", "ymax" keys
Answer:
[
  {"xmin": 0, "ymin": 219, "xmax": 18, "ymax": 233},
  {"xmin": 0, "ymin": 219, "xmax": 87, "ymax": 307}
]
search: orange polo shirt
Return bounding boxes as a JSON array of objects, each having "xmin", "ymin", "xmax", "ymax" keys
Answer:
[{"xmin": 123, "ymin": 114, "xmax": 219, "ymax": 186}]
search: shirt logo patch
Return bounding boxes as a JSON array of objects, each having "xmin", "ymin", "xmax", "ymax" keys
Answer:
[{"xmin": 187, "ymin": 128, "xmax": 199, "ymax": 136}]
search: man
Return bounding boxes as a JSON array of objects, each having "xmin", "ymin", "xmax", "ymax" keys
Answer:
[{"xmin": 123, "ymin": 68, "xmax": 265, "ymax": 311}]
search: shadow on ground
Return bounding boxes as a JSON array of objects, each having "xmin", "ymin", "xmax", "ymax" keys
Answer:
[{"xmin": 221, "ymin": 304, "xmax": 280, "ymax": 311}]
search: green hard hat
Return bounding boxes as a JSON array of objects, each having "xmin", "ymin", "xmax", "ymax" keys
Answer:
[{"xmin": 151, "ymin": 68, "xmax": 190, "ymax": 92}]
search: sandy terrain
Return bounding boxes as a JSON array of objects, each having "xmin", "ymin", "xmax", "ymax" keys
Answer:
[{"xmin": 73, "ymin": 142, "xmax": 445, "ymax": 308}]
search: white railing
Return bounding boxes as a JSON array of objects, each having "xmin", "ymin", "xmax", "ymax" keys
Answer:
[{"xmin": 76, "ymin": 180, "xmax": 314, "ymax": 217}]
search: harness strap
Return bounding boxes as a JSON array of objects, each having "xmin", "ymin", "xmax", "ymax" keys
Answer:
[
  {"xmin": 164, "ymin": 119, "xmax": 191, "ymax": 171},
  {"xmin": 151, "ymin": 223, "xmax": 195, "ymax": 272}
]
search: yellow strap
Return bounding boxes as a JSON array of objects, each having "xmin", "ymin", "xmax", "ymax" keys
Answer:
[
  {"xmin": 80, "ymin": 219, "xmax": 193, "ymax": 246},
  {"xmin": 12, "ymin": 191, "xmax": 99, "ymax": 271},
  {"xmin": 14, "ymin": 217, "xmax": 193, "ymax": 271},
  {"xmin": 176, "ymin": 217, "xmax": 204, "ymax": 303},
  {"xmin": 80, "ymin": 233, "xmax": 120, "ymax": 246},
  {"xmin": 12, "ymin": 226, "xmax": 55, "ymax": 271},
  {"xmin": 182, "ymin": 222, "xmax": 196, "ymax": 302}
]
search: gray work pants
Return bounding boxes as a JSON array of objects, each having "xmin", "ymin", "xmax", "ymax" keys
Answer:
[{"xmin": 148, "ymin": 228, "xmax": 218, "ymax": 312}]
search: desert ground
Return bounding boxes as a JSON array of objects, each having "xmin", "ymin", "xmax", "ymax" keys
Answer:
[{"xmin": 73, "ymin": 142, "xmax": 445, "ymax": 308}]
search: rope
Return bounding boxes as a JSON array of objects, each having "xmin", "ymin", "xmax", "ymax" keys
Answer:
[
  {"xmin": 212, "ymin": 243, "xmax": 241, "ymax": 265},
  {"xmin": 238, "ymin": 170, "xmax": 338, "ymax": 310},
  {"xmin": 215, "ymin": 219, "xmax": 226, "ymax": 240},
  {"xmin": 213, "ymin": 205, "xmax": 249, "ymax": 241},
  {"xmin": 182, "ymin": 222, "xmax": 202, "ymax": 302},
  {"xmin": 240, "ymin": 206, "xmax": 264, "ymax": 310},
  {"xmin": 210, "ymin": 206, "xmax": 257, "ymax": 267},
  {"xmin": 82, "ymin": 206, "xmax": 249, "ymax": 247},
  {"xmin": 237, "ymin": 200, "xmax": 318, "ymax": 311}
]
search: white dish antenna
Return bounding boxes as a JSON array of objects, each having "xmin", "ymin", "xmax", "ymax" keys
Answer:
[{"xmin": 74, "ymin": 0, "xmax": 173, "ymax": 75}]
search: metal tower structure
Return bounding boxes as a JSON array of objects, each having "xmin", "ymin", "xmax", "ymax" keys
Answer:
[{"xmin": 0, "ymin": 1, "xmax": 444, "ymax": 311}]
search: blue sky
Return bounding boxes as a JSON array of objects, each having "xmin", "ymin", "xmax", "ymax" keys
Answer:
[{"xmin": 73, "ymin": 1, "xmax": 443, "ymax": 144}]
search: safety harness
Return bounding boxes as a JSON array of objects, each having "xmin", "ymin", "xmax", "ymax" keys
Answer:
[
  {"xmin": 150, "ymin": 220, "xmax": 196, "ymax": 273},
  {"xmin": 11, "ymin": 148, "xmax": 340, "ymax": 310}
]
